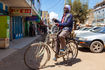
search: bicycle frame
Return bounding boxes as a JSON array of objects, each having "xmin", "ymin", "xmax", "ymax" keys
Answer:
[{"xmin": 45, "ymin": 29, "xmax": 78, "ymax": 57}]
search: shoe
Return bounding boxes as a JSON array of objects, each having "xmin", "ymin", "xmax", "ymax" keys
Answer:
[
  {"xmin": 53, "ymin": 57, "xmax": 57, "ymax": 61},
  {"xmin": 60, "ymin": 46, "xmax": 67, "ymax": 52},
  {"xmin": 60, "ymin": 49, "xmax": 65, "ymax": 55},
  {"xmin": 60, "ymin": 49, "xmax": 65, "ymax": 52}
]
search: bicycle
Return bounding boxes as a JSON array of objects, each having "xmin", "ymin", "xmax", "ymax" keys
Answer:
[{"xmin": 24, "ymin": 25, "xmax": 78, "ymax": 70}]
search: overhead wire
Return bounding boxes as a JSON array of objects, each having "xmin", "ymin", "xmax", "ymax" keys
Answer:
[
  {"xmin": 44, "ymin": 0, "xmax": 60, "ymax": 10},
  {"xmin": 46, "ymin": 0, "xmax": 64, "ymax": 11},
  {"xmin": 41, "ymin": 0, "xmax": 64, "ymax": 20},
  {"xmin": 40, "ymin": 0, "xmax": 64, "ymax": 11},
  {"xmin": 57, "ymin": 3, "xmax": 64, "ymax": 20}
]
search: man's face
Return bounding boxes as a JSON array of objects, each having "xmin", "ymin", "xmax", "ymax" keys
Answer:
[{"xmin": 64, "ymin": 7, "xmax": 69, "ymax": 13}]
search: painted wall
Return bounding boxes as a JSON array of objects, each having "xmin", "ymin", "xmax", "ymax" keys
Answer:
[{"xmin": 0, "ymin": 16, "xmax": 10, "ymax": 38}]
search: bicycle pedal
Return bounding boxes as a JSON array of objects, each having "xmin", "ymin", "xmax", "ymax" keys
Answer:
[
  {"xmin": 59, "ymin": 53, "xmax": 65, "ymax": 57},
  {"xmin": 53, "ymin": 57, "xmax": 57, "ymax": 61},
  {"xmin": 68, "ymin": 50, "xmax": 72, "ymax": 53}
]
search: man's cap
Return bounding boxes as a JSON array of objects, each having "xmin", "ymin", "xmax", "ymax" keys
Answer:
[{"xmin": 64, "ymin": 5, "xmax": 71, "ymax": 11}]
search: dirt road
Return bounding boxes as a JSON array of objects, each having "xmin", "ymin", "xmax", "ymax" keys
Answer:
[{"xmin": 40, "ymin": 47, "xmax": 105, "ymax": 70}]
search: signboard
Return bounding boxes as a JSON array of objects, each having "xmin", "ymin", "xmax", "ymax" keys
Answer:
[
  {"xmin": 9, "ymin": 8, "xmax": 32, "ymax": 16},
  {"xmin": 26, "ymin": 16, "xmax": 40, "ymax": 22}
]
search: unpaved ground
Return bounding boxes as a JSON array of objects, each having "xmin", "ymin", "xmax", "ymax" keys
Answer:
[
  {"xmin": 0, "ymin": 35, "xmax": 45, "ymax": 70},
  {"xmin": 40, "ymin": 47, "xmax": 105, "ymax": 70},
  {"xmin": 0, "ymin": 39, "xmax": 105, "ymax": 70}
]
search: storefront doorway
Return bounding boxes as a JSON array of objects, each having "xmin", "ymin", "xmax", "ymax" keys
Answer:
[{"xmin": 12, "ymin": 16, "xmax": 23, "ymax": 39}]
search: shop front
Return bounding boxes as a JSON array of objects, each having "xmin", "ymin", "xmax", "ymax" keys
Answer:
[
  {"xmin": 12, "ymin": 16, "xmax": 23, "ymax": 39},
  {"xmin": 0, "ymin": 0, "xmax": 40, "ymax": 48},
  {"xmin": 9, "ymin": 7, "xmax": 32, "ymax": 39},
  {"xmin": 25, "ymin": 15, "xmax": 41, "ymax": 36},
  {"xmin": 1, "ymin": 0, "xmax": 38, "ymax": 40}
]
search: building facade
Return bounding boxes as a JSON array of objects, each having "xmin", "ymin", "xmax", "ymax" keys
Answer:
[
  {"xmin": 94, "ymin": 0, "xmax": 105, "ymax": 26},
  {"xmin": 25, "ymin": 0, "xmax": 42, "ymax": 36},
  {"xmin": 42, "ymin": 11, "xmax": 50, "ymax": 33},
  {"xmin": 85, "ymin": 10, "xmax": 94, "ymax": 26},
  {"xmin": 42, "ymin": 11, "xmax": 49, "ymax": 24},
  {"xmin": 0, "ymin": 0, "xmax": 42, "ymax": 48}
]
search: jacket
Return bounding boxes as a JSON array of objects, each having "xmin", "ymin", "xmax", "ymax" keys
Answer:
[{"xmin": 57, "ymin": 13, "xmax": 73, "ymax": 32}]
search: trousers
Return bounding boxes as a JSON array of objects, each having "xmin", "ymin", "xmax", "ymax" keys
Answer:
[{"xmin": 55, "ymin": 30, "xmax": 70, "ymax": 55}]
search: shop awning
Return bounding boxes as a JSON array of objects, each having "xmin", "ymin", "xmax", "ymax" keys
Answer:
[
  {"xmin": 0, "ymin": 9, "xmax": 8, "ymax": 15},
  {"xmin": 0, "ymin": 0, "xmax": 38, "ymax": 15}
]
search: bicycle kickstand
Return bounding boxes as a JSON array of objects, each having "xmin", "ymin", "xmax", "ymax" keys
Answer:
[{"xmin": 62, "ymin": 56, "xmax": 65, "ymax": 61}]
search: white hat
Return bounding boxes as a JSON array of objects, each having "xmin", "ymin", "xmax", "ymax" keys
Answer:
[{"xmin": 64, "ymin": 5, "xmax": 71, "ymax": 11}]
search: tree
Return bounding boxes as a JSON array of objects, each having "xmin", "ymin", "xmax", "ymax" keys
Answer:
[{"xmin": 68, "ymin": 0, "xmax": 89, "ymax": 29}]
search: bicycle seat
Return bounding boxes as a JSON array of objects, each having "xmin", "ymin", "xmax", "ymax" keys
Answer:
[{"xmin": 66, "ymin": 31, "xmax": 76, "ymax": 39}]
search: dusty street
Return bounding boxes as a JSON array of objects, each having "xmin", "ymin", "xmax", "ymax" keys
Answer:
[
  {"xmin": 0, "ymin": 41, "xmax": 105, "ymax": 70},
  {"xmin": 0, "ymin": 35, "xmax": 45, "ymax": 70},
  {"xmin": 41, "ymin": 47, "xmax": 105, "ymax": 70}
]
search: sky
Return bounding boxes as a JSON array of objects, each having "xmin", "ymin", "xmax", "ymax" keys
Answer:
[{"xmin": 40, "ymin": 0, "xmax": 103, "ymax": 21}]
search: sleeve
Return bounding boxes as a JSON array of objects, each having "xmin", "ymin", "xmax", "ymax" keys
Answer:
[
  {"xmin": 58, "ymin": 14, "xmax": 73, "ymax": 27},
  {"xmin": 53, "ymin": 19, "xmax": 61, "ymax": 23}
]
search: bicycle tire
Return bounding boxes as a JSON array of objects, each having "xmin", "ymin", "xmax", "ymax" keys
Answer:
[
  {"xmin": 24, "ymin": 43, "xmax": 51, "ymax": 69},
  {"xmin": 64, "ymin": 40, "xmax": 78, "ymax": 61},
  {"xmin": 68, "ymin": 40, "xmax": 78, "ymax": 59}
]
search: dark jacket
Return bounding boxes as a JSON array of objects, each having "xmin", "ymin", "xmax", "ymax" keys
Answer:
[{"xmin": 57, "ymin": 13, "xmax": 73, "ymax": 32}]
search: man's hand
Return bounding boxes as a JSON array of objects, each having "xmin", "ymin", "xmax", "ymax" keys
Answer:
[
  {"xmin": 52, "ymin": 18, "xmax": 57, "ymax": 21},
  {"xmin": 52, "ymin": 18, "xmax": 58, "ymax": 23},
  {"xmin": 54, "ymin": 23, "xmax": 58, "ymax": 26}
]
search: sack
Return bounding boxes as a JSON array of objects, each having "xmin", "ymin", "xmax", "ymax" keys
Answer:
[{"xmin": 69, "ymin": 30, "xmax": 76, "ymax": 38}]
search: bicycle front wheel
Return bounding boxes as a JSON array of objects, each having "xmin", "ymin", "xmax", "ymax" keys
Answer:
[{"xmin": 24, "ymin": 43, "xmax": 50, "ymax": 69}]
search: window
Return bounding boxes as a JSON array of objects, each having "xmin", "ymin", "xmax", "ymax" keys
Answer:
[{"xmin": 0, "ymin": 2, "xmax": 3, "ymax": 10}]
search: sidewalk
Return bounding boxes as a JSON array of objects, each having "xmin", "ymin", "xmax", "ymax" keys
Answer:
[{"xmin": 0, "ymin": 35, "xmax": 41, "ymax": 61}]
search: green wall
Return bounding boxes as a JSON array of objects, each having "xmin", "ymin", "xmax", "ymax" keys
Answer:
[
  {"xmin": 0, "ymin": 16, "xmax": 10, "ymax": 38},
  {"xmin": 25, "ymin": 21, "xmax": 29, "ymax": 36}
]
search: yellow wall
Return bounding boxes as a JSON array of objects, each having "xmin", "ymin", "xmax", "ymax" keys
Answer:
[{"xmin": 42, "ymin": 11, "xmax": 48, "ymax": 19}]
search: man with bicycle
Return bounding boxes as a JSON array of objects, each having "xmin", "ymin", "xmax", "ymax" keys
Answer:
[{"xmin": 53, "ymin": 5, "xmax": 73, "ymax": 61}]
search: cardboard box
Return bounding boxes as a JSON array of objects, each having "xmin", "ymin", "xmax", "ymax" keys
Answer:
[{"xmin": 0, "ymin": 38, "xmax": 9, "ymax": 48}]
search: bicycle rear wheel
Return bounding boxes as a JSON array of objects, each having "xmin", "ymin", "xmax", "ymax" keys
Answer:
[
  {"xmin": 69, "ymin": 40, "xmax": 78, "ymax": 59},
  {"xmin": 64, "ymin": 40, "xmax": 78, "ymax": 61},
  {"xmin": 24, "ymin": 43, "xmax": 50, "ymax": 69}
]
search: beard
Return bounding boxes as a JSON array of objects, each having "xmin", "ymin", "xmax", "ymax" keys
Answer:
[{"xmin": 64, "ymin": 10, "xmax": 69, "ymax": 14}]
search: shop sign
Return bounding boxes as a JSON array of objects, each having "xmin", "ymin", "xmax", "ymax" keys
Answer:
[
  {"xmin": 9, "ymin": 8, "xmax": 32, "ymax": 16},
  {"xmin": 26, "ymin": 16, "xmax": 40, "ymax": 22},
  {"xmin": 26, "ymin": 16, "xmax": 38, "ymax": 21}
]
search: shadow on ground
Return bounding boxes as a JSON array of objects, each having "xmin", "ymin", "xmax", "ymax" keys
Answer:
[
  {"xmin": 0, "ymin": 34, "xmax": 47, "ymax": 70},
  {"xmin": 43, "ymin": 58, "xmax": 81, "ymax": 69},
  {"xmin": 103, "ymin": 49, "xmax": 105, "ymax": 52},
  {"xmin": 78, "ymin": 47, "xmax": 90, "ymax": 52},
  {"xmin": 55, "ymin": 58, "xmax": 81, "ymax": 66},
  {"xmin": 78, "ymin": 47, "xmax": 105, "ymax": 53}
]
